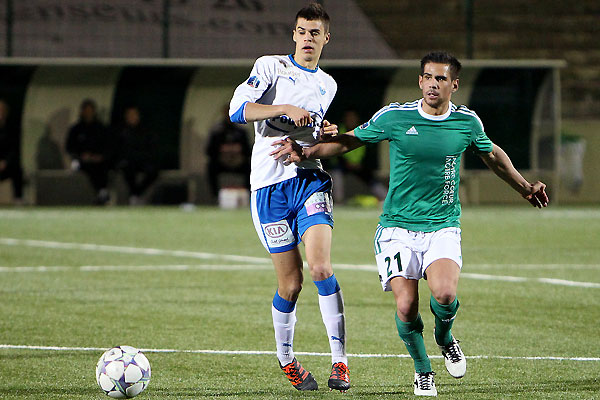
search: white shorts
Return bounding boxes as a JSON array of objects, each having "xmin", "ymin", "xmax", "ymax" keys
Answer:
[{"xmin": 374, "ymin": 225, "xmax": 462, "ymax": 291}]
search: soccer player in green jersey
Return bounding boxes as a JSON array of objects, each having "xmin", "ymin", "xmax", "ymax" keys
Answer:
[{"xmin": 271, "ymin": 51, "xmax": 549, "ymax": 396}]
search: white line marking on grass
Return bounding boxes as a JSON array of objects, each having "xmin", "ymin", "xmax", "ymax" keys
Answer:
[
  {"xmin": 1, "ymin": 238, "xmax": 598, "ymax": 288},
  {"xmin": 0, "ymin": 265, "xmax": 272, "ymax": 272},
  {"xmin": 461, "ymin": 273, "xmax": 600, "ymax": 288},
  {"xmin": 1, "ymin": 263, "xmax": 599, "ymax": 289},
  {"xmin": 466, "ymin": 263, "xmax": 600, "ymax": 271},
  {"xmin": 0, "ymin": 238, "xmax": 270, "ymax": 264},
  {"xmin": 1, "ymin": 344, "xmax": 598, "ymax": 362}
]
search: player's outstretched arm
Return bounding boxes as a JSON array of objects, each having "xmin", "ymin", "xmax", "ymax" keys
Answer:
[
  {"xmin": 270, "ymin": 129, "xmax": 364, "ymax": 164},
  {"xmin": 244, "ymin": 103, "xmax": 313, "ymax": 126},
  {"xmin": 479, "ymin": 144, "xmax": 549, "ymax": 208}
]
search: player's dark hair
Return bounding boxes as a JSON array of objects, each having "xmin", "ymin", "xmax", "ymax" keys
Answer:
[
  {"xmin": 295, "ymin": 2, "xmax": 330, "ymax": 32},
  {"xmin": 420, "ymin": 51, "xmax": 462, "ymax": 80}
]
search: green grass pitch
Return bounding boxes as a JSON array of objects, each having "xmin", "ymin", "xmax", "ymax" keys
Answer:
[{"xmin": 0, "ymin": 205, "xmax": 599, "ymax": 399}]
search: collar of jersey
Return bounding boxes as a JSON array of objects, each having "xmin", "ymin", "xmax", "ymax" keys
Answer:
[
  {"xmin": 288, "ymin": 54, "xmax": 319, "ymax": 73},
  {"xmin": 417, "ymin": 98, "xmax": 453, "ymax": 121}
]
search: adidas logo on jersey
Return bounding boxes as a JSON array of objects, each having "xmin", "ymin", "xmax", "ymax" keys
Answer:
[{"xmin": 405, "ymin": 126, "xmax": 419, "ymax": 135}]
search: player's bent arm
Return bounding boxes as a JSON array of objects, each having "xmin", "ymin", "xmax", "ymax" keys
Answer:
[
  {"xmin": 305, "ymin": 130, "xmax": 364, "ymax": 159},
  {"xmin": 478, "ymin": 143, "xmax": 549, "ymax": 208},
  {"xmin": 243, "ymin": 103, "xmax": 312, "ymax": 126},
  {"xmin": 270, "ymin": 130, "xmax": 364, "ymax": 163}
]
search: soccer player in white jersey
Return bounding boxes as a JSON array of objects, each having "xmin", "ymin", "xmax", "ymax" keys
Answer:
[
  {"xmin": 271, "ymin": 51, "xmax": 549, "ymax": 396},
  {"xmin": 228, "ymin": 3, "xmax": 349, "ymax": 392}
]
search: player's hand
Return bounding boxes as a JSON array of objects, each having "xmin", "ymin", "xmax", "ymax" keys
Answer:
[
  {"xmin": 283, "ymin": 105, "xmax": 313, "ymax": 127},
  {"xmin": 523, "ymin": 181, "xmax": 549, "ymax": 208},
  {"xmin": 270, "ymin": 138, "xmax": 305, "ymax": 165},
  {"xmin": 319, "ymin": 120, "xmax": 338, "ymax": 142}
]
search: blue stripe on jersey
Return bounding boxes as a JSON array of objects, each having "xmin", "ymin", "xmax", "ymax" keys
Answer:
[
  {"xmin": 265, "ymin": 120, "xmax": 291, "ymax": 133},
  {"xmin": 288, "ymin": 54, "xmax": 319, "ymax": 73},
  {"xmin": 256, "ymin": 83, "xmax": 272, "ymax": 103},
  {"xmin": 230, "ymin": 101, "xmax": 248, "ymax": 124}
]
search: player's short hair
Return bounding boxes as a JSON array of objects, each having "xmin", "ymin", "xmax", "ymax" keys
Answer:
[
  {"xmin": 420, "ymin": 52, "xmax": 462, "ymax": 80},
  {"xmin": 295, "ymin": 2, "xmax": 330, "ymax": 32}
]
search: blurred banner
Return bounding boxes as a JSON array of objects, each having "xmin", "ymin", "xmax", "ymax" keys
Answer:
[{"xmin": 0, "ymin": 0, "xmax": 396, "ymax": 59}]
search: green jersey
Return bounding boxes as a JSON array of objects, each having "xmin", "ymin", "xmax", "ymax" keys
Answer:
[{"xmin": 354, "ymin": 99, "xmax": 493, "ymax": 232}]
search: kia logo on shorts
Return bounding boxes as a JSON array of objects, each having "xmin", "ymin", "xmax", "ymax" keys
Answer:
[{"xmin": 265, "ymin": 223, "xmax": 288, "ymax": 238}]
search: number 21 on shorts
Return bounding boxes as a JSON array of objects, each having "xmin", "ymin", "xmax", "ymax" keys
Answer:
[
  {"xmin": 376, "ymin": 245, "xmax": 416, "ymax": 289},
  {"xmin": 385, "ymin": 251, "xmax": 402, "ymax": 277}
]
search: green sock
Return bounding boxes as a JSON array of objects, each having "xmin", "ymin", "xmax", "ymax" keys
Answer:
[
  {"xmin": 395, "ymin": 312, "xmax": 432, "ymax": 373},
  {"xmin": 430, "ymin": 295, "xmax": 460, "ymax": 347}
]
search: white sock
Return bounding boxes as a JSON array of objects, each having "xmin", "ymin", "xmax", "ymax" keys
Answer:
[
  {"xmin": 319, "ymin": 291, "xmax": 348, "ymax": 365},
  {"xmin": 272, "ymin": 305, "xmax": 296, "ymax": 365}
]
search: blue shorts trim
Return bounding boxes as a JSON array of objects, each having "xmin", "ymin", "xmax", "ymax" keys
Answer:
[{"xmin": 251, "ymin": 170, "xmax": 334, "ymax": 254}]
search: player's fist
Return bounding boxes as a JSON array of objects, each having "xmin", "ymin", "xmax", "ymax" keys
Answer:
[
  {"xmin": 319, "ymin": 120, "xmax": 338, "ymax": 141},
  {"xmin": 283, "ymin": 105, "xmax": 313, "ymax": 127},
  {"xmin": 523, "ymin": 181, "xmax": 548, "ymax": 208}
]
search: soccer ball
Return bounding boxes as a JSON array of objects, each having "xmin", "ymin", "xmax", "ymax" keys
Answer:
[{"xmin": 96, "ymin": 345, "xmax": 151, "ymax": 398}]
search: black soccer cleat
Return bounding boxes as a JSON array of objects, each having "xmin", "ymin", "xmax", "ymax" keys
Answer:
[
  {"xmin": 279, "ymin": 358, "xmax": 318, "ymax": 391},
  {"xmin": 328, "ymin": 362, "xmax": 350, "ymax": 392}
]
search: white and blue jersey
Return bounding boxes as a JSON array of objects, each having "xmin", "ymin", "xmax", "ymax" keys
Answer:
[
  {"xmin": 229, "ymin": 54, "xmax": 337, "ymax": 191},
  {"xmin": 230, "ymin": 54, "xmax": 337, "ymax": 253}
]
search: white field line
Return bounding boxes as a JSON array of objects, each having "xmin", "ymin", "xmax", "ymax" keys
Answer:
[
  {"xmin": 1, "ymin": 264, "xmax": 599, "ymax": 289},
  {"xmin": 1, "ymin": 237, "xmax": 599, "ymax": 288},
  {"xmin": 0, "ymin": 265, "xmax": 273, "ymax": 272},
  {"xmin": 460, "ymin": 273, "xmax": 600, "ymax": 288},
  {"xmin": 0, "ymin": 237, "xmax": 270, "ymax": 264},
  {"xmin": 0, "ymin": 344, "xmax": 598, "ymax": 362}
]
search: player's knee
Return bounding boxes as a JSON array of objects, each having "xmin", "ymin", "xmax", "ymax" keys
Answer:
[
  {"xmin": 396, "ymin": 298, "xmax": 419, "ymax": 321},
  {"xmin": 278, "ymin": 282, "xmax": 303, "ymax": 301},
  {"xmin": 308, "ymin": 262, "xmax": 332, "ymax": 281},
  {"xmin": 431, "ymin": 290, "xmax": 456, "ymax": 305}
]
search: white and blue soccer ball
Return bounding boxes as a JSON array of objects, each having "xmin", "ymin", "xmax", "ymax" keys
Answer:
[{"xmin": 96, "ymin": 345, "xmax": 151, "ymax": 398}]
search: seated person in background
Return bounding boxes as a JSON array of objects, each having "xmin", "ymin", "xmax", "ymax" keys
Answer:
[
  {"xmin": 0, "ymin": 99, "xmax": 24, "ymax": 204},
  {"xmin": 205, "ymin": 106, "xmax": 251, "ymax": 198},
  {"xmin": 114, "ymin": 106, "xmax": 159, "ymax": 205},
  {"xmin": 66, "ymin": 99, "xmax": 115, "ymax": 205},
  {"xmin": 328, "ymin": 109, "xmax": 387, "ymax": 204}
]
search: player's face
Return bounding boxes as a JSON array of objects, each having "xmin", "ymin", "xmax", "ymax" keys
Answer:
[
  {"xmin": 293, "ymin": 18, "xmax": 330, "ymax": 67},
  {"xmin": 419, "ymin": 62, "xmax": 459, "ymax": 115}
]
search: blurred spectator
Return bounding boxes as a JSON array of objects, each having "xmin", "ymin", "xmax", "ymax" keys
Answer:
[
  {"xmin": 66, "ymin": 99, "xmax": 115, "ymax": 205},
  {"xmin": 205, "ymin": 106, "xmax": 251, "ymax": 198},
  {"xmin": 36, "ymin": 127, "xmax": 64, "ymax": 170},
  {"xmin": 0, "ymin": 99, "xmax": 24, "ymax": 204},
  {"xmin": 114, "ymin": 106, "xmax": 159, "ymax": 205},
  {"xmin": 330, "ymin": 109, "xmax": 387, "ymax": 203}
]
